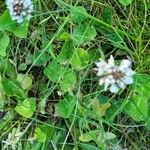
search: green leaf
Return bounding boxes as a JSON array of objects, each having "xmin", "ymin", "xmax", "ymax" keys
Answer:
[
  {"xmin": 124, "ymin": 96, "xmax": 148, "ymax": 121},
  {"xmin": 70, "ymin": 6, "xmax": 88, "ymax": 24},
  {"xmin": 33, "ymin": 51, "xmax": 50, "ymax": 66},
  {"xmin": 104, "ymin": 132, "xmax": 116, "ymax": 140},
  {"xmin": 0, "ymin": 76, "xmax": 5, "ymax": 111},
  {"xmin": 15, "ymin": 98, "xmax": 36, "ymax": 118},
  {"xmin": 34, "ymin": 124, "xmax": 53, "ymax": 143},
  {"xmin": 55, "ymin": 97, "xmax": 76, "ymax": 118},
  {"xmin": 56, "ymin": 31, "xmax": 70, "ymax": 41},
  {"xmin": 0, "ymin": 94, "xmax": 5, "ymax": 111},
  {"xmin": 72, "ymin": 23, "xmax": 97, "ymax": 45},
  {"xmin": 132, "ymin": 74, "xmax": 150, "ymax": 86},
  {"xmin": 101, "ymin": 7, "xmax": 112, "ymax": 24},
  {"xmin": 57, "ymin": 40, "xmax": 75, "ymax": 64},
  {"xmin": 2, "ymin": 79, "xmax": 27, "ymax": 99},
  {"xmin": 89, "ymin": 49, "xmax": 101, "ymax": 62},
  {"xmin": 0, "ymin": 32, "xmax": 10, "ymax": 57},
  {"xmin": 60, "ymin": 69, "xmax": 77, "ymax": 92},
  {"xmin": 44, "ymin": 60, "xmax": 65, "ymax": 82},
  {"xmin": 14, "ymin": 22, "xmax": 29, "ymax": 38},
  {"xmin": 96, "ymin": 26, "xmax": 124, "ymax": 46},
  {"xmin": 0, "ymin": 58, "xmax": 16, "ymax": 79},
  {"xmin": 41, "ymin": 40, "xmax": 55, "ymax": 58},
  {"xmin": 124, "ymin": 74, "xmax": 150, "ymax": 121},
  {"xmin": 79, "ymin": 131, "xmax": 116, "ymax": 142},
  {"xmin": 119, "ymin": 0, "xmax": 133, "ymax": 6},
  {"xmin": 18, "ymin": 63, "xmax": 27, "ymax": 71},
  {"xmin": 38, "ymin": 98, "xmax": 46, "ymax": 115},
  {"xmin": 79, "ymin": 130, "xmax": 100, "ymax": 142},
  {"xmin": 79, "ymin": 133, "xmax": 94, "ymax": 142},
  {"xmin": 105, "ymin": 99, "xmax": 124, "ymax": 121},
  {"xmin": 0, "ymin": 10, "xmax": 13, "ymax": 30},
  {"xmin": 17, "ymin": 73, "xmax": 32, "ymax": 90},
  {"xmin": 145, "ymin": 110, "xmax": 150, "ymax": 130},
  {"xmin": 92, "ymin": 98, "xmax": 111, "ymax": 117},
  {"xmin": 70, "ymin": 48, "xmax": 89, "ymax": 70},
  {"xmin": 44, "ymin": 61, "xmax": 77, "ymax": 92},
  {"xmin": 0, "ymin": 10, "xmax": 28, "ymax": 38}
]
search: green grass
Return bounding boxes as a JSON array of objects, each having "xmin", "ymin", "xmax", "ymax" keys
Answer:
[{"xmin": 0, "ymin": 0, "xmax": 150, "ymax": 149}]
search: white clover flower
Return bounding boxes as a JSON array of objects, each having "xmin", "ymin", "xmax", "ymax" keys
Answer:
[
  {"xmin": 6, "ymin": 0, "xmax": 33, "ymax": 23},
  {"xmin": 95, "ymin": 55, "xmax": 135, "ymax": 93},
  {"xmin": 2, "ymin": 128, "xmax": 23, "ymax": 149}
]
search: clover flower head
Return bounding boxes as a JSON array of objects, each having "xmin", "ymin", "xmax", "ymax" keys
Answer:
[
  {"xmin": 2, "ymin": 128, "xmax": 23, "ymax": 149},
  {"xmin": 6, "ymin": 0, "xmax": 33, "ymax": 23},
  {"xmin": 95, "ymin": 55, "xmax": 135, "ymax": 93}
]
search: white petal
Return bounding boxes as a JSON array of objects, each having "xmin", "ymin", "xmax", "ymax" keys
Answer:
[
  {"xmin": 28, "ymin": 4, "xmax": 34, "ymax": 11},
  {"xmin": 104, "ymin": 79, "xmax": 110, "ymax": 91},
  {"xmin": 12, "ymin": 15, "xmax": 20, "ymax": 20},
  {"xmin": 107, "ymin": 68, "xmax": 113, "ymax": 73},
  {"xmin": 22, "ymin": 11, "xmax": 26, "ymax": 16},
  {"xmin": 99, "ymin": 78, "xmax": 104, "ymax": 85},
  {"xmin": 108, "ymin": 55, "xmax": 115, "ymax": 67},
  {"xmin": 17, "ymin": 18, "xmax": 23, "ymax": 23},
  {"xmin": 110, "ymin": 79, "xmax": 116, "ymax": 84},
  {"xmin": 97, "ymin": 70, "xmax": 104, "ymax": 76},
  {"xmin": 123, "ymin": 77, "xmax": 133, "ymax": 84},
  {"xmin": 108, "ymin": 75, "xmax": 113, "ymax": 80},
  {"xmin": 112, "ymin": 67, "xmax": 117, "ymax": 72},
  {"xmin": 26, "ymin": 14, "xmax": 32, "ymax": 21},
  {"xmin": 95, "ymin": 60, "xmax": 107, "ymax": 68},
  {"xmin": 124, "ymin": 68, "xmax": 135, "ymax": 76},
  {"xmin": 119, "ymin": 59, "xmax": 131, "ymax": 70},
  {"xmin": 110, "ymin": 84, "xmax": 119, "ymax": 93},
  {"xmin": 117, "ymin": 81, "xmax": 125, "ymax": 89}
]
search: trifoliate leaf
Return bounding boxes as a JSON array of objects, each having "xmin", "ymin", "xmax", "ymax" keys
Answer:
[
  {"xmin": 72, "ymin": 23, "xmax": 97, "ymax": 45},
  {"xmin": 70, "ymin": 48, "xmax": 89, "ymax": 70},
  {"xmin": 0, "ymin": 58, "xmax": 16, "ymax": 79},
  {"xmin": 33, "ymin": 51, "xmax": 50, "ymax": 66},
  {"xmin": 79, "ymin": 130, "xmax": 100, "ymax": 142},
  {"xmin": 15, "ymin": 98, "xmax": 36, "ymax": 118},
  {"xmin": 18, "ymin": 63, "xmax": 27, "ymax": 71},
  {"xmin": 2, "ymin": 79, "xmax": 27, "ymax": 98},
  {"xmin": 57, "ymin": 40, "xmax": 75, "ymax": 64},
  {"xmin": 124, "ymin": 74, "xmax": 150, "ymax": 121},
  {"xmin": 34, "ymin": 125, "xmax": 53, "ymax": 143},
  {"xmin": 17, "ymin": 73, "xmax": 32, "ymax": 90},
  {"xmin": 60, "ymin": 69, "xmax": 77, "ymax": 92},
  {"xmin": 55, "ymin": 97, "xmax": 76, "ymax": 118},
  {"xmin": 70, "ymin": 6, "xmax": 88, "ymax": 23},
  {"xmin": 92, "ymin": 98, "xmax": 111, "ymax": 117},
  {"xmin": 44, "ymin": 60, "xmax": 65, "ymax": 82}
]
